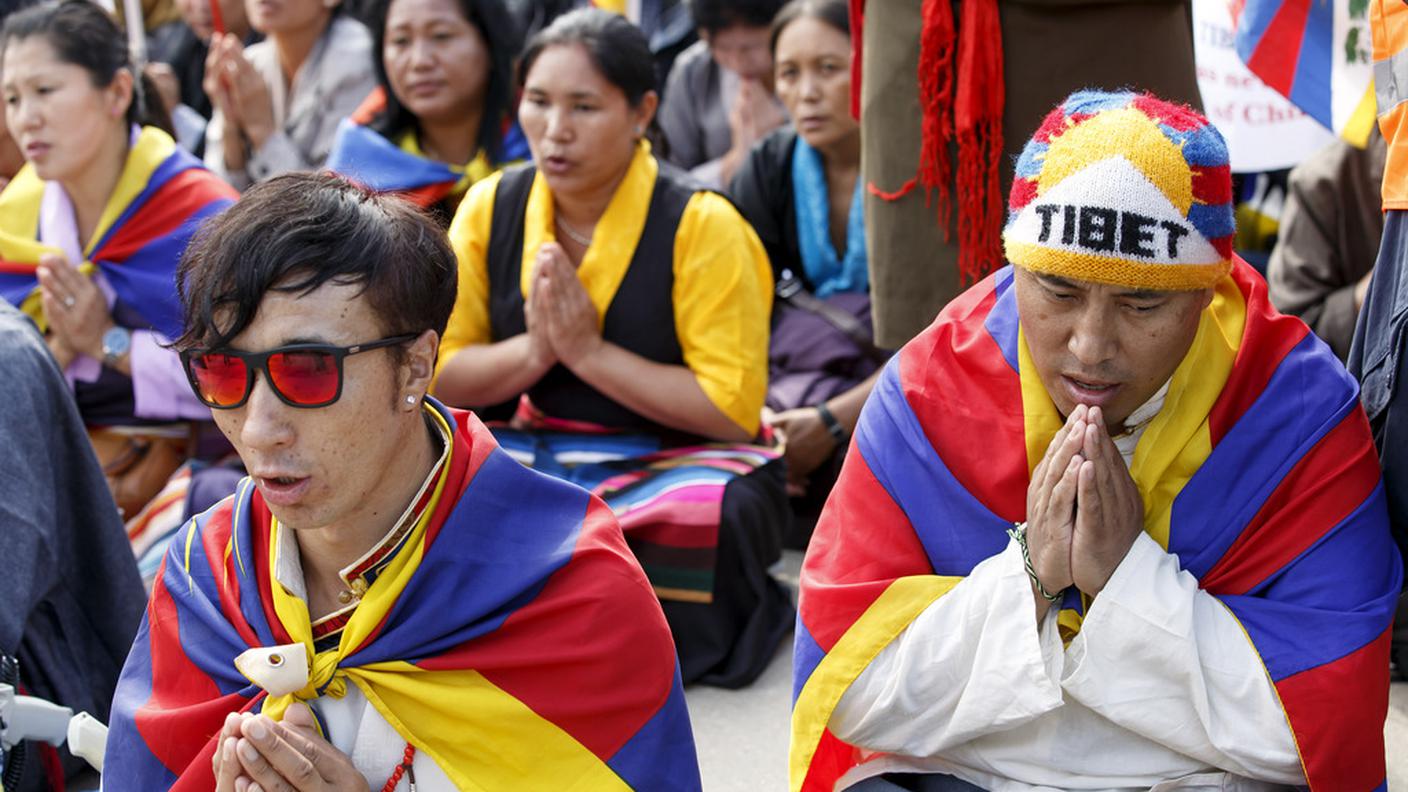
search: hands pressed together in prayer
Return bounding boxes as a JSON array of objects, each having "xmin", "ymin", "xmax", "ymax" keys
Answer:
[
  {"xmin": 526, "ymin": 241, "xmax": 602, "ymax": 370},
  {"xmin": 35, "ymin": 253, "xmax": 117, "ymax": 370},
  {"xmin": 213, "ymin": 703, "xmax": 371, "ymax": 792},
  {"xmin": 1024, "ymin": 404, "xmax": 1144, "ymax": 620},
  {"xmin": 720, "ymin": 79, "xmax": 786, "ymax": 184},
  {"xmin": 203, "ymin": 33, "xmax": 276, "ymax": 169}
]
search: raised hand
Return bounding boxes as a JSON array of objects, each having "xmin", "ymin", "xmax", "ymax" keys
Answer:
[{"xmin": 1070, "ymin": 406, "xmax": 1145, "ymax": 597}]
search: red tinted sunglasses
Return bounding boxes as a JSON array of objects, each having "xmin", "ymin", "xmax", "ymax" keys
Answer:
[{"xmin": 180, "ymin": 335, "xmax": 418, "ymax": 409}]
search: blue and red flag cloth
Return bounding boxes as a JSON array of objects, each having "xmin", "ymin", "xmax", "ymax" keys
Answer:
[
  {"xmin": 325, "ymin": 87, "xmax": 529, "ymax": 210},
  {"xmin": 0, "ymin": 126, "xmax": 236, "ymax": 339},
  {"xmin": 791, "ymin": 260, "xmax": 1401, "ymax": 791},
  {"xmin": 1231, "ymin": 0, "xmax": 1378, "ymax": 146},
  {"xmin": 492, "ymin": 397, "xmax": 782, "ymax": 604},
  {"xmin": 105, "ymin": 401, "xmax": 700, "ymax": 790}
]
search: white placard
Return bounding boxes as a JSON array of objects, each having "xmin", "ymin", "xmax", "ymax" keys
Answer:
[{"xmin": 1194, "ymin": 0, "xmax": 1337, "ymax": 173}]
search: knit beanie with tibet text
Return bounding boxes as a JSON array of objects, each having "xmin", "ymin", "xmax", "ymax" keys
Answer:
[{"xmin": 1003, "ymin": 90, "xmax": 1234, "ymax": 291}]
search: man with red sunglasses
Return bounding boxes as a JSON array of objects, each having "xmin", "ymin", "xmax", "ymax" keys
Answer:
[{"xmin": 103, "ymin": 172, "xmax": 701, "ymax": 791}]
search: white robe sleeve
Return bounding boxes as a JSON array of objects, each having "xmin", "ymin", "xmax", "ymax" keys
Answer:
[
  {"xmin": 1060, "ymin": 532, "xmax": 1305, "ymax": 784},
  {"xmin": 830, "ymin": 538, "xmax": 1069, "ymax": 756}
]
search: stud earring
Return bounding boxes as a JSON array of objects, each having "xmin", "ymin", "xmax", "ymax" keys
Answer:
[{"xmin": 405, "ymin": 395, "xmax": 417, "ymax": 405}]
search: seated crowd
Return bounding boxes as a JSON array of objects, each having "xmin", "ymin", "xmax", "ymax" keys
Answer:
[{"xmin": 0, "ymin": 0, "xmax": 1402, "ymax": 789}]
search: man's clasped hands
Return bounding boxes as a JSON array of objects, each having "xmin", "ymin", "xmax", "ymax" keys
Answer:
[{"xmin": 1024, "ymin": 404, "xmax": 1146, "ymax": 618}]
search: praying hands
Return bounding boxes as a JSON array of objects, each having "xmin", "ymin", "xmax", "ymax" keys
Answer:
[
  {"xmin": 1024, "ymin": 404, "xmax": 1144, "ymax": 620},
  {"xmin": 203, "ymin": 33, "xmax": 276, "ymax": 171},
  {"xmin": 212, "ymin": 704, "xmax": 371, "ymax": 792},
  {"xmin": 531, "ymin": 241, "xmax": 603, "ymax": 369}
]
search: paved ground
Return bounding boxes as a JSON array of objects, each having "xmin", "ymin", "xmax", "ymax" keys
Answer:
[{"xmin": 686, "ymin": 551, "xmax": 1408, "ymax": 791}]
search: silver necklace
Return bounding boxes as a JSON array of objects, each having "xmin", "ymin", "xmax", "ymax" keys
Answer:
[{"xmin": 555, "ymin": 215, "xmax": 594, "ymax": 247}]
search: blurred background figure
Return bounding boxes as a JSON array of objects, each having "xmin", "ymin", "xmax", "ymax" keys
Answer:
[
  {"xmin": 0, "ymin": 300, "xmax": 147, "ymax": 792},
  {"xmin": 434, "ymin": 8, "xmax": 792, "ymax": 688},
  {"xmin": 658, "ymin": 0, "xmax": 785, "ymax": 189},
  {"xmin": 731, "ymin": 0, "xmax": 880, "ymax": 545},
  {"xmin": 148, "ymin": 0, "xmax": 258, "ymax": 154},
  {"xmin": 0, "ymin": 0, "xmax": 238, "ymax": 580},
  {"xmin": 1267, "ymin": 129, "xmax": 1386, "ymax": 361},
  {"xmin": 203, "ymin": 0, "xmax": 375, "ymax": 188},
  {"xmin": 508, "ymin": 0, "xmax": 695, "ymax": 89},
  {"xmin": 325, "ymin": 0, "xmax": 527, "ymax": 224}
]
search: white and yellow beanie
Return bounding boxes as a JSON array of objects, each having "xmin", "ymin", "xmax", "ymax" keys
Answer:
[{"xmin": 1003, "ymin": 90, "xmax": 1234, "ymax": 291}]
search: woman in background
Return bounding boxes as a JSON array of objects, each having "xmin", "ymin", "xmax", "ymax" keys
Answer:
[
  {"xmin": 731, "ymin": 0, "xmax": 882, "ymax": 543},
  {"xmin": 434, "ymin": 8, "xmax": 792, "ymax": 688},
  {"xmin": 326, "ymin": 0, "xmax": 527, "ymax": 224},
  {"xmin": 203, "ymin": 0, "xmax": 376, "ymax": 188},
  {"xmin": 0, "ymin": 0, "xmax": 237, "ymax": 579}
]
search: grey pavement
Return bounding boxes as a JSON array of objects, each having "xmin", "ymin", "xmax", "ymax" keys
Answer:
[{"xmin": 687, "ymin": 550, "xmax": 1408, "ymax": 791}]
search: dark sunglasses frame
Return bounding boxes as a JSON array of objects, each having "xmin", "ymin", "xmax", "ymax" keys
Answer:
[{"xmin": 179, "ymin": 334, "xmax": 420, "ymax": 410}]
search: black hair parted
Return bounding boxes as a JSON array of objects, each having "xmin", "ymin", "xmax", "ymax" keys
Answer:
[
  {"xmin": 690, "ymin": 0, "xmax": 786, "ymax": 36},
  {"xmin": 174, "ymin": 172, "xmax": 458, "ymax": 355},
  {"xmin": 0, "ymin": 0, "xmax": 171, "ymax": 133},
  {"xmin": 368, "ymin": 0, "xmax": 520, "ymax": 160},
  {"xmin": 518, "ymin": 7, "xmax": 656, "ymax": 107},
  {"xmin": 769, "ymin": 0, "xmax": 848, "ymax": 54}
]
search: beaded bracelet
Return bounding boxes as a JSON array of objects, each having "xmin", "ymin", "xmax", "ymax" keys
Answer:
[{"xmin": 1006, "ymin": 522, "xmax": 1064, "ymax": 602}]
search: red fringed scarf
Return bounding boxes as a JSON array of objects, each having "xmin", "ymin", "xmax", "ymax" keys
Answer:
[{"xmin": 849, "ymin": 0, "xmax": 1005, "ymax": 285}]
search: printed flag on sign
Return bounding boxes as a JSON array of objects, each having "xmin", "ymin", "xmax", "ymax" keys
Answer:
[{"xmin": 1231, "ymin": 0, "xmax": 1378, "ymax": 147}]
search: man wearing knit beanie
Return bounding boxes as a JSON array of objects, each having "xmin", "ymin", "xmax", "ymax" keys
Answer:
[{"xmin": 792, "ymin": 90, "xmax": 1400, "ymax": 792}]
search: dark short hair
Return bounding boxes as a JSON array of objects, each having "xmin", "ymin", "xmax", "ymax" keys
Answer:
[
  {"xmin": 691, "ymin": 0, "xmax": 785, "ymax": 35},
  {"xmin": 769, "ymin": 0, "xmax": 847, "ymax": 54},
  {"xmin": 175, "ymin": 172, "xmax": 458, "ymax": 357},
  {"xmin": 1, "ymin": 0, "xmax": 171, "ymax": 132},
  {"xmin": 518, "ymin": 8, "xmax": 655, "ymax": 107},
  {"xmin": 368, "ymin": 0, "xmax": 520, "ymax": 160}
]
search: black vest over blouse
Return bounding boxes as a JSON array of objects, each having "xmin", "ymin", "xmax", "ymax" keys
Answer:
[{"xmin": 485, "ymin": 162, "xmax": 700, "ymax": 430}]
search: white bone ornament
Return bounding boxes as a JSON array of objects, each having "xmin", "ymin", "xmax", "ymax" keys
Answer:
[{"xmin": 234, "ymin": 643, "xmax": 310, "ymax": 697}]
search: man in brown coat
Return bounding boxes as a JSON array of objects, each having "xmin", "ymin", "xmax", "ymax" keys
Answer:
[
  {"xmin": 1267, "ymin": 130, "xmax": 1386, "ymax": 360},
  {"xmin": 859, "ymin": 1, "xmax": 1204, "ymax": 348}
]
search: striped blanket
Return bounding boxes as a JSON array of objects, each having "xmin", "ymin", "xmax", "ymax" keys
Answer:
[{"xmin": 493, "ymin": 400, "xmax": 781, "ymax": 604}]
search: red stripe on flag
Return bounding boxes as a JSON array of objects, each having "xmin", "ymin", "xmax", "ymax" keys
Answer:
[
  {"xmin": 135, "ymin": 571, "xmax": 254, "ymax": 777},
  {"xmin": 1208, "ymin": 260, "xmax": 1310, "ymax": 444},
  {"xmin": 94, "ymin": 170, "xmax": 236, "ymax": 264},
  {"xmin": 200, "ymin": 500, "xmax": 262, "ymax": 647},
  {"xmin": 903, "ymin": 277, "xmax": 1028, "ymax": 522},
  {"xmin": 0, "ymin": 260, "xmax": 36, "ymax": 274},
  {"xmin": 800, "ymin": 729, "xmax": 864, "ymax": 792},
  {"xmin": 1244, "ymin": 0, "xmax": 1311, "ymax": 96},
  {"xmin": 1277, "ymin": 628, "xmax": 1393, "ymax": 791},
  {"xmin": 799, "ymin": 448, "xmax": 931, "ymax": 652},
  {"xmin": 418, "ymin": 497, "xmax": 678, "ymax": 762},
  {"xmin": 1201, "ymin": 409, "xmax": 1381, "ymax": 594}
]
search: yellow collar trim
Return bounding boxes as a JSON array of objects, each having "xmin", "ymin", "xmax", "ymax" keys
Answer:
[{"xmin": 521, "ymin": 140, "xmax": 657, "ymax": 326}]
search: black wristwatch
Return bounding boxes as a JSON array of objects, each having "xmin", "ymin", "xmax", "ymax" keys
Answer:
[{"xmin": 814, "ymin": 401, "xmax": 848, "ymax": 446}]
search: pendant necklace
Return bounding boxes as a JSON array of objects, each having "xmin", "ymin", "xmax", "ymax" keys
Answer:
[{"xmin": 555, "ymin": 215, "xmax": 594, "ymax": 247}]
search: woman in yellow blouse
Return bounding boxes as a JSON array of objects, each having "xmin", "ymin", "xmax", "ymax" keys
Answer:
[{"xmin": 433, "ymin": 8, "xmax": 792, "ymax": 688}]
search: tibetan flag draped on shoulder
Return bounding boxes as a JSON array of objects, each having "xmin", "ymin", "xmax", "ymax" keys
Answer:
[
  {"xmin": 105, "ymin": 401, "xmax": 699, "ymax": 791},
  {"xmin": 326, "ymin": 87, "xmax": 529, "ymax": 209},
  {"xmin": 1232, "ymin": 0, "xmax": 1378, "ymax": 146},
  {"xmin": 791, "ymin": 261, "xmax": 1400, "ymax": 792},
  {"xmin": 0, "ymin": 126, "xmax": 235, "ymax": 338}
]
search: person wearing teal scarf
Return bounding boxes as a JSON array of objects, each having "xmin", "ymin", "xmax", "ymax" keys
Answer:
[{"xmin": 731, "ymin": 0, "xmax": 885, "ymax": 544}]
